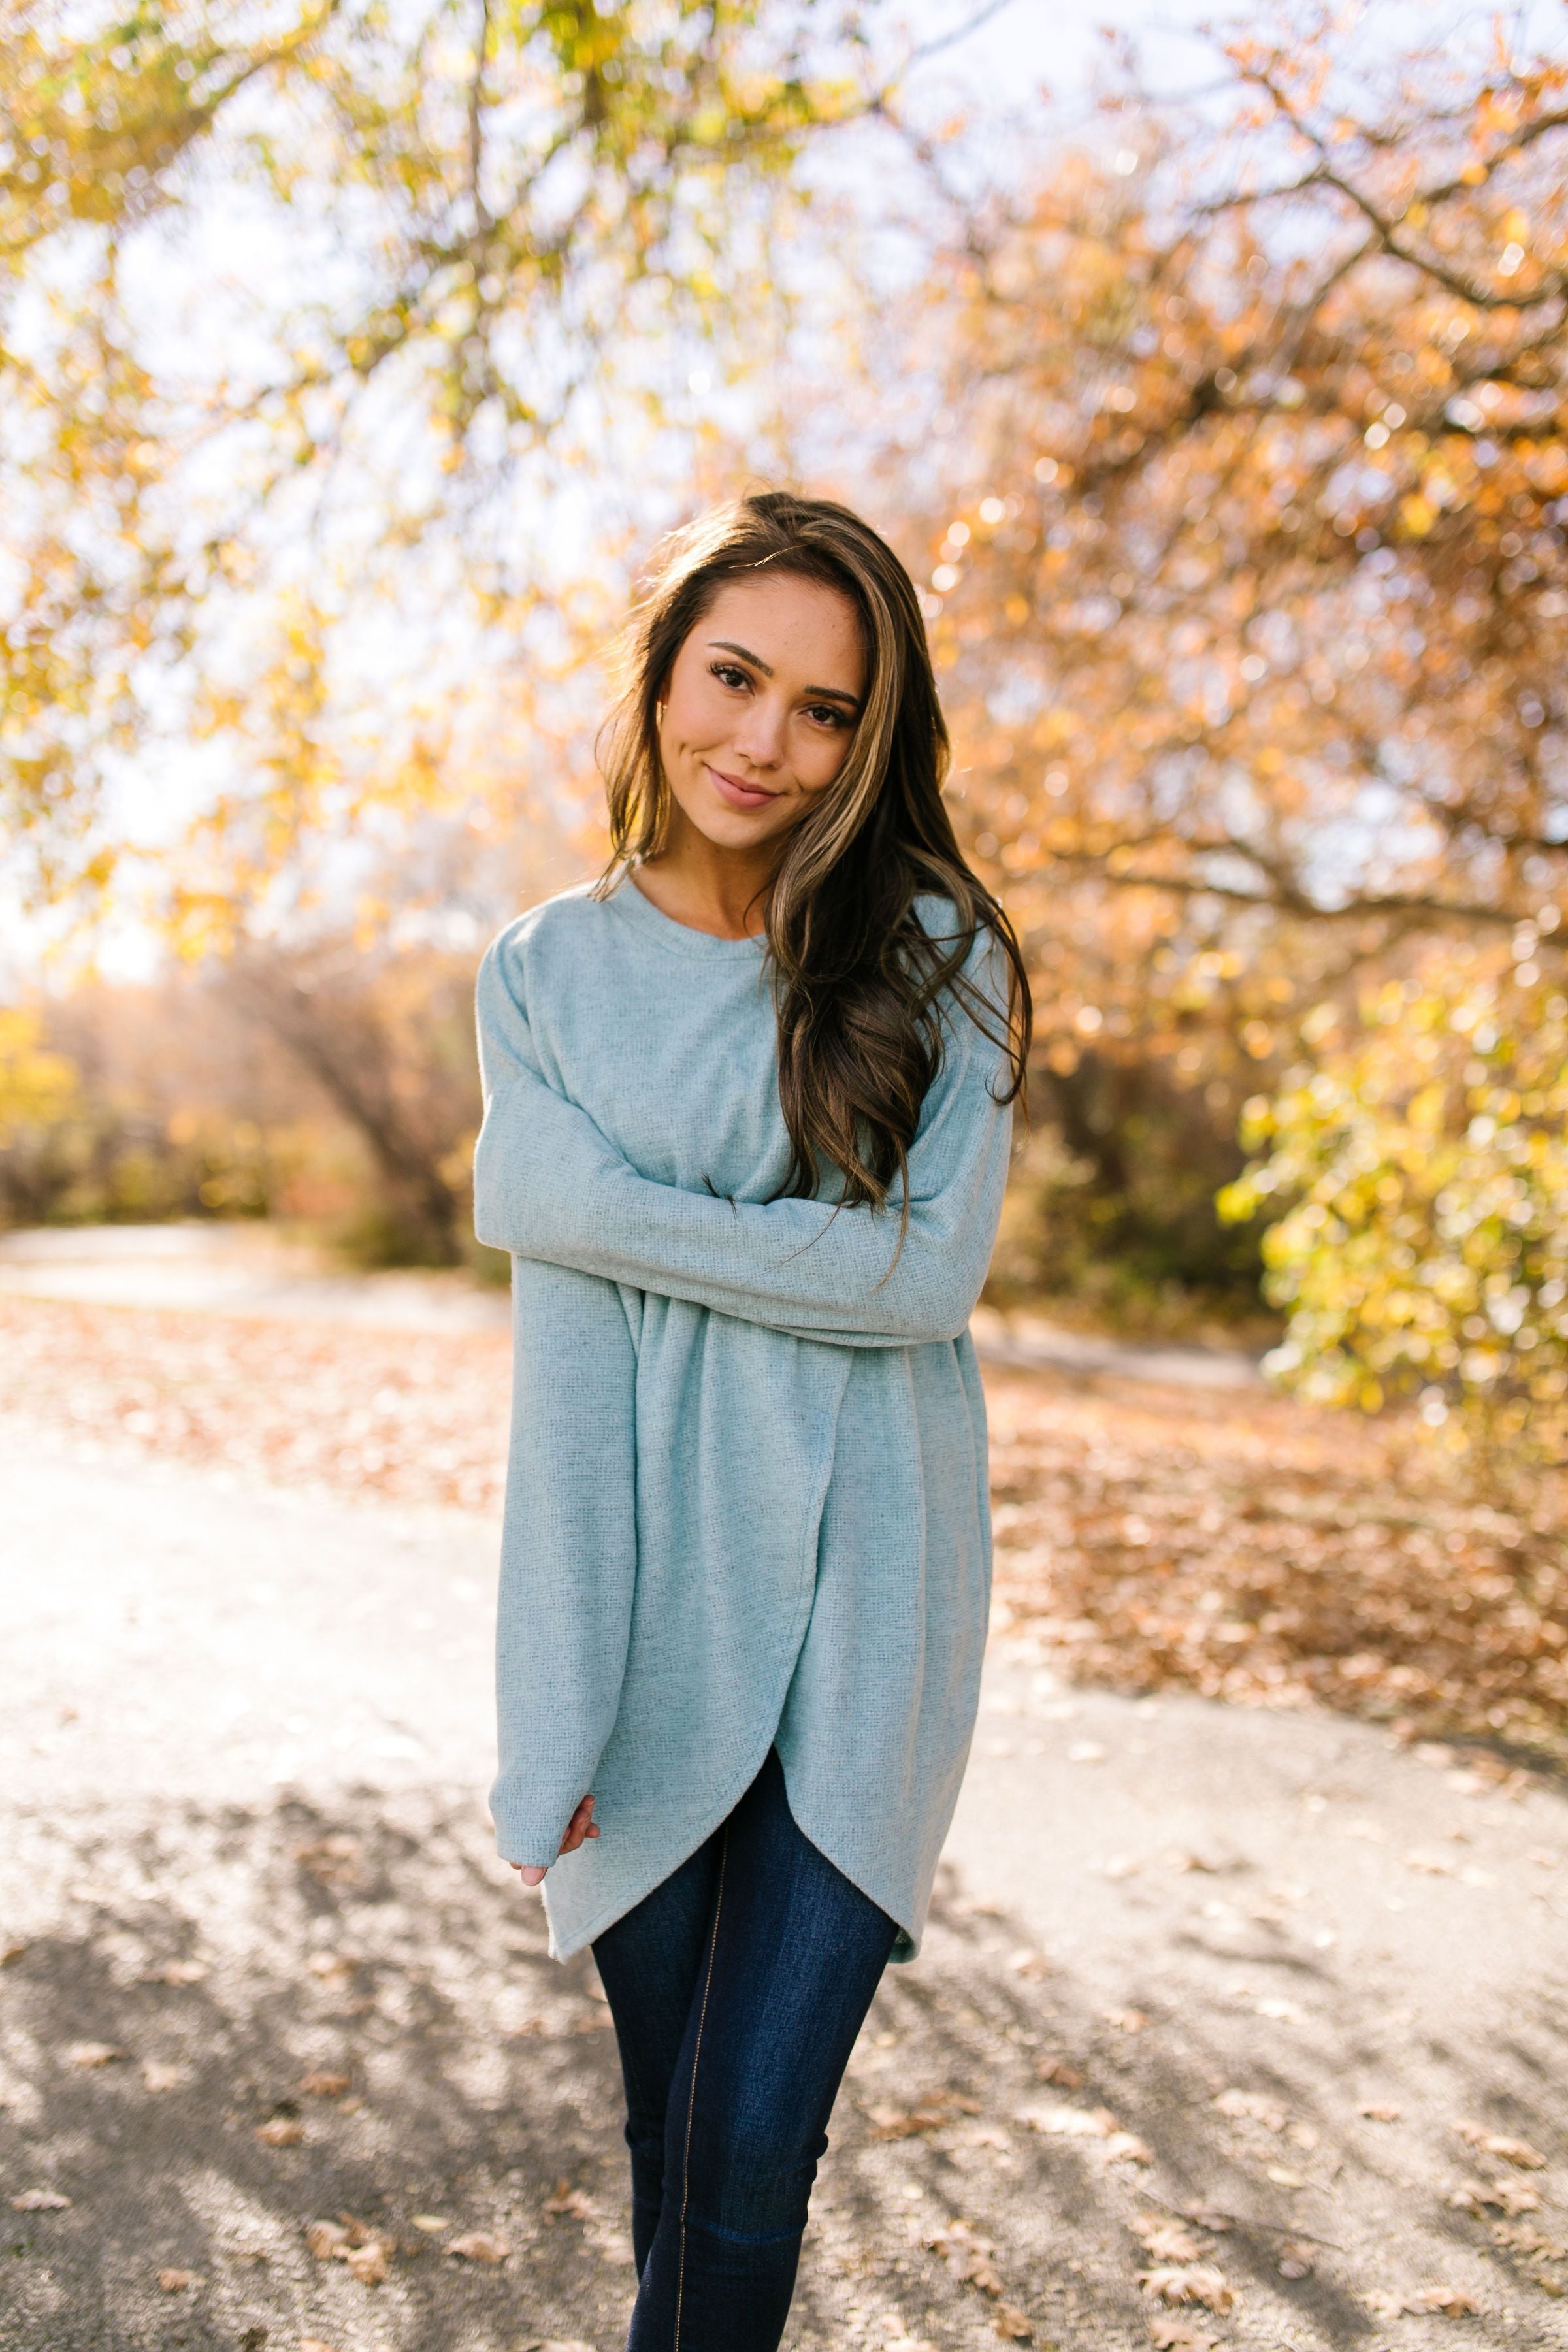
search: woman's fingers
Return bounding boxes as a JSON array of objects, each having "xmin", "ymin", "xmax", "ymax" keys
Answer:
[
  {"xmin": 560, "ymin": 1793, "xmax": 597, "ymax": 1854},
  {"xmin": 511, "ymin": 1795, "xmax": 598, "ymax": 1889}
]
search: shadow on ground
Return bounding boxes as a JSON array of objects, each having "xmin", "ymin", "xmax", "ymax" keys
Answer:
[{"xmin": 5, "ymin": 1793, "xmax": 1566, "ymax": 2352}]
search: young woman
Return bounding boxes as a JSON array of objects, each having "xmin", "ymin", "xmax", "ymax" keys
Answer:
[{"xmin": 472, "ymin": 490, "xmax": 1030, "ymax": 2351}]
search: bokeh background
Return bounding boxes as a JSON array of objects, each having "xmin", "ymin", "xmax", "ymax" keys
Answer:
[{"xmin": 3, "ymin": 6, "xmax": 1568, "ymax": 2347}]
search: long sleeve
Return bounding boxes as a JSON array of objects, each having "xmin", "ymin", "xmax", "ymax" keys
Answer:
[
  {"xmin": 489, "ymin": 1258, "xmax": 640, "ymax": 1867},
  {"xmin": 473, "ymin": 929, "xmax": 1013, "ymax": 1349}
]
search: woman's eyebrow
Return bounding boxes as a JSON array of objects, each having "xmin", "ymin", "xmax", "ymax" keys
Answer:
[
  {"xmin": 708, "ymin": 640, "xmax": 862, "ymax": 712},
  {"xmin": 710, "ymin": 638, "xmax": 774, "ymax": 675}
]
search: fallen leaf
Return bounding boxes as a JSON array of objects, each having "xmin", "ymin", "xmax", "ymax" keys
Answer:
[
  {"xmin": 869, "ymin": 2089, "xmax": 981, "ymax": 2139},
  {"xmin": 448, "ymin": 2230, "xmax": 510, "ymax": 2263},
  {"xmin": 142, "ymin": 2061, "xmax": 186, "ymax": 2092},
  {"xmin": 255, "ymin": 2117, "xmax": 304, "ymax": 2148},
  {"xmin": 1148, "ymin": 2322, "xmax": 1220, "ymax": 2352},
  {"xmin": 1455, "ymin": 2123, "xmax": 1546, "ymax": 2168},
  {"xmin": 1449, "ymin": 2178, "xmax": 1541, "ymax": 2217},
  {"xmin": 1178, "ymin": 2202, "xmax": 1233, "ymax": 2233},
  {"xmin": 1007, "ymin": 1948, "xmax": 1051, "ymax": 1980},
  {"xmin": 299, "ymin": 2070, "xmax": 351, "ymax": 2098},
  {"xmin": 1104, "ymin": 2008, "xmax": 1151, "ymax": 2034},
  {"xmin": 1213, "ymin": 2087, "xmax": 1286, "ymax": 2131},
  {"xmin": 306, "ymin": 1952, "xmax": 355, "ymax": 1980},
  {"xmin": 1366, "ymin": 2285, "xmax": 1479, "ymax": 2319},
  {"xmin": 1266, "ymin": 2165, "xmax": 1307, "ymax": 2189},
  {"xmin": 1405, "ymin": 1849, "xmax": 1458, "ymax": 1876},
  {"xmin": 154, "ymin": 1959, "xmax": 208, "ymax": 1985},
  {"xmin": 67, "ymin": 2041, "xmax": 125, "ymax": 2068},
  {"xmin": 1105, "ymin": 2132, "xmax": 1154, "ymax": 2165},
  {"xmin": 544, "ymin": 2178, "xmax": 596, "ymax": 2219},
  {"xmin": 1139, "ymin": 2264, "xmax": 1235, "ymax": 2314},
  {"xmin": 1135, "ymin": 2219, "xmax": 1205, "ymax": 2263},
  {"xmin": 1036, "ymin": 2057, "xmax": 1083, "ymax": 2089},
  {"xmin": 1, "ymin": 1940, "xmax": 29, "ymax": 1965},
  {"xmin": 994, "ymin": 2306, "xmax": 1033, "ymax": 2342},
  {"xmin": 302, "ymin": 2213, "xmax": 391, "ymax": 2282},
  {"xmin": 295, "ymin": 1835, "xmax": 361, "ymax": 1889},
  {"xmin": 1492, "ymin": 2221, "xmax": 1567, "ymax": 2257},
  {"xmin": 1016, "ymin": 2102, "xmax": 1120, "ymax": 2138},
  {"xmin": 1278, "ymin": 2240, "xmax": 1316, "ymax": 2279},
  {"xmin": 10, "ymin": 2188, "xmax": 71, "ymax": 2211},
  {"xmin": 157, "ymin": 2269, "xmax": 197, "ymax": 2292},
  {"xmin": 953, "ymin": 2121, "xmax": 1012, "ymax": 2150},
  {"xmin": 410, "ymin": 2213, "xmax": 451, "ymax": 2232},
  {"xmin": 1254, "ymin": 1996, "xmax": 1301, "ymax": 2021},
  {"xmin": 1359, "ymin": 2102, "xmax": 1402, "ymax": 2122},
  {"xmin": 926, "ymin": 2219, "xmax": 1004, "ymax": 2297}
]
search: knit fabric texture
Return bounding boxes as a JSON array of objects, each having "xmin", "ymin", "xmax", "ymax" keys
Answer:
[{"xmin": 472, "ymin": 875, "xmax": 1012, "ymax": 1961}]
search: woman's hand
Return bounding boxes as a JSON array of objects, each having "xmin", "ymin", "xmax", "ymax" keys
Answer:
[{"xmin": 512, "ymin": 1793, "xmax": 598, "ymax": 1887}]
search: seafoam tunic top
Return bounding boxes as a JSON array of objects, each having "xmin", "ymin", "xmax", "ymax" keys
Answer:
[{"xmin": 472, "ymin": 875, "xmax": 1012, "ymax": 1961}]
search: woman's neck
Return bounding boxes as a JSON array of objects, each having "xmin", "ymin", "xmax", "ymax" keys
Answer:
[{"xmin": 633, "ymin": 815, "xmax": 776, "ymax": 940}]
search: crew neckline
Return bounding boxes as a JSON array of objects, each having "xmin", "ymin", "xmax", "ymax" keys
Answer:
[{"xmin": 609, "ymin": 872, "xmax": 769, "ymax": 962}]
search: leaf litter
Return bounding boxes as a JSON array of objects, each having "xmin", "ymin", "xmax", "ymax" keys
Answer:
[
  {"xmin": 1365, "ymin": 2285, "xmax": 1479, "ymax": 2318},
  {"xmin": 1454, "ymin": 2121, "xmax": 1546, "ymax": 2168},
  {"xmin": 6, "ymin": 1298, "xmax": 1565, "ymax": 1759},
  {"xmin": 304, "ymin": 2215, "xmax": 392, "ymax": 2285},
  {"xmin": 985, "ymin": 1368, "xmax": 1568, "ymax": 1763}
]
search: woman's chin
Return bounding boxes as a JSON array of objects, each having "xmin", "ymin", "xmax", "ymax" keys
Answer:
[{"xmin": 681, "ymin": 794, "xmax": 788, "ymax": 852}]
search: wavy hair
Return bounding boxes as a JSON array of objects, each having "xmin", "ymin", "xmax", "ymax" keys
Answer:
[{"xmin": 592, "ymin": 491, "xmax": 1030, "ymax": 1211}]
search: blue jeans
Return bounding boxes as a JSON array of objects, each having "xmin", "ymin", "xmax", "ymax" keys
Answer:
[{"xmin": 592, "ymin": 1748, "xmax": 898, "ymax": 2351}]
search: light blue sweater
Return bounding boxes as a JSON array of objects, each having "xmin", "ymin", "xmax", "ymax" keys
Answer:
[{"xmin": 472, "ymin": 875, "xmax": 1011, "ymax": 1961}]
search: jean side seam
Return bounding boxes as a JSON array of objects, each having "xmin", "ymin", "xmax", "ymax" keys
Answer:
[{"xmin": 673, "ymin": 1822, "xmax": 728, "ymax": 2351}]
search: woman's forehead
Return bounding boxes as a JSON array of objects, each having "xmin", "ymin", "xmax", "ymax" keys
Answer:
[{"xmin": 694, "ymin": 574, "xmax": 865, "ymax": 685}]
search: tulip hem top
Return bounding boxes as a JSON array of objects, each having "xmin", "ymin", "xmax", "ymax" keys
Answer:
[{"xmin": 472, "ymin": 875, "xmax": 1012, "ymax": 1962}]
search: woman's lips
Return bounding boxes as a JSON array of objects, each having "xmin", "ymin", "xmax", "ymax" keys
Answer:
[{"xmin": 706, "ymin": 763, "xmax": 781, "ymax": 811}]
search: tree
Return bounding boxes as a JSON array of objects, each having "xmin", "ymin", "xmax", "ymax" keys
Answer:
[
  {"xmin": 0, "ymin": 0, "xmax": 874, "ymax": 910},
  {"xmin": 799, "ymin": 2, "xmax": 1567, "ymax": 1330},
  {"xmin": 861, "ymin": 5, "xmax": 1566, "ymax": 1048}
]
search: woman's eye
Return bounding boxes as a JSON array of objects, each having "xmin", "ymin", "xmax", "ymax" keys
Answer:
[
  {"xmin": 711, "ymin": 662, "xmax": 750, "ymax": 690},
  {"xmin": 805, "ymin": 703, "xmax": 849, "ymax": 728}
]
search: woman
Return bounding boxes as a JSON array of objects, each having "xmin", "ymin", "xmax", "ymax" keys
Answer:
[{"xmin": 472, "ymin": 489, "xmax": 1029, "ymax": 2351}]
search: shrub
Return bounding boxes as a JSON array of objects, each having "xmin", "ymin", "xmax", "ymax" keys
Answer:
[{"xmin": 1220, "ymin": 941, "xmax": 1568, "ymax": 1462}]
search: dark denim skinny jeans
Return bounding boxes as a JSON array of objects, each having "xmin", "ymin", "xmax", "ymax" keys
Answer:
[{"xmin": 592, "ymin": 1748, "xmax": 898, "ymax": 2351}]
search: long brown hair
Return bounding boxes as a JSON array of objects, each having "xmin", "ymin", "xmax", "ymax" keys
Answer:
[{"xmin": 593, "ymin": 491, "xmax": 1030, "ymax": 1210}]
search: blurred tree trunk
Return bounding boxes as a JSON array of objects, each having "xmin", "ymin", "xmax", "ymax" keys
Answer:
[{"xmin": 223, "ymin": 951, "xmax": 472, "ymax": 1267}]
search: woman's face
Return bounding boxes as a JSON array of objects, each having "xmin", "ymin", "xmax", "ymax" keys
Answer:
[{"xmin": 656, "ymin": 573, "xmax": 866, "ymax": 855}]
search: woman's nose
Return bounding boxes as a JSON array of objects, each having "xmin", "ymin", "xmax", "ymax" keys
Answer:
[{"xmin": 732, "ymin": 694, "xmax": 787, "ymax": 768}]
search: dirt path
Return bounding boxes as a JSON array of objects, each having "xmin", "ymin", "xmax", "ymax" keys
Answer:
[{"xmin": 3, "ymin": 1417, "xmax": 1567, "ymax": 2352}]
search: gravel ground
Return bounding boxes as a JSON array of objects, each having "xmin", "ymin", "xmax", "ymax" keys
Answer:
[{"xmin": 4, "ymin": 1408, "xmax": 1568, "ymax": 2352}]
